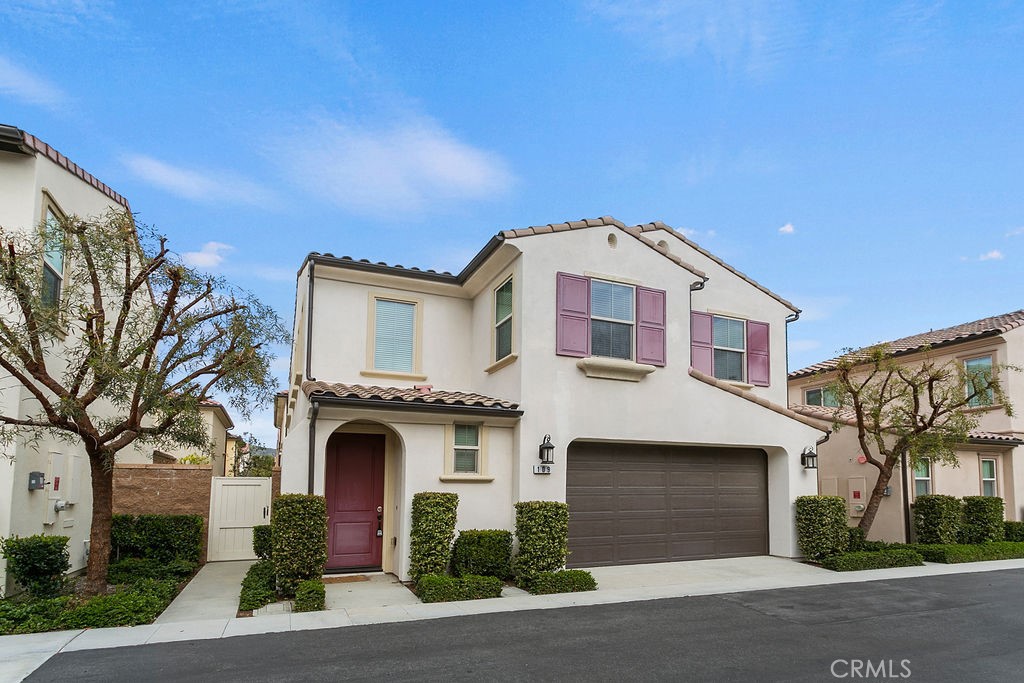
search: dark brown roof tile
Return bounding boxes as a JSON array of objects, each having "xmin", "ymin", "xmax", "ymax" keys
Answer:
[{"xmin": 302, "ymin": 381, "xmax": 520, "ymax": 411}]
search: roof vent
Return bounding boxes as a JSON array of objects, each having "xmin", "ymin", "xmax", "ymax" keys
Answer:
[{"xmin": 414, "ymin": 384, "xmax": 433, "ymax": 394}]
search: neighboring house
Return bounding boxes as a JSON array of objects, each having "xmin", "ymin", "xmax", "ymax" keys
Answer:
[
  {"xmin": 788, "ymin": 310, "xmax": 1024, "ymax": 542},
  {"xmin": 120, "ymin": 399, "xmax": 236, "ymax": 476},
  {"xmin": 0, "ymin": 125, "xmax": 132, "ymax": 591},
  {"xmin": 276, "ymin": 216, "xmax": 824, "ymax": 580}
]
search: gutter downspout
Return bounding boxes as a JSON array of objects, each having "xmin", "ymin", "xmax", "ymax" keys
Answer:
[
  {"xmin": 305, "ymin": 260, "xmax": 316, "ymax": 381},
  {"xmin": 307, "ymin": 400, "xmax": 319, "ymax": 495}
]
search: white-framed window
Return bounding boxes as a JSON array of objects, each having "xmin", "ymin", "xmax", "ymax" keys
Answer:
[
  {"xmin": 590, "ymin": 279, "xmax": 634, "ymax": 360},
  {"xmin": 913, "ymin": 460, "xmax": 931, "ymax": 497},
  {"xmin": 981, "ymin": 458, "xmax": 998, "ymax": 497},
  {"xmin": 712, "ymin": 315, "xmax": 745, "ymax": 382},
  {"xmin": 453, "ymin": 424, "xmax": 480, "ymax": 474},
  {"xmin": 41, "ymin": 207, "xmax": 64, "ymax": 308},
  {"xmin": 964, "ymin": 355, "xmax": 994, "ymax": 407},
  {"xmin": 805, "ymin": 387, "xmax": 839, "ymax": 407},
  {"xmin": 494, "ymin": 277, "xmax": 513, "ymax": 362},
  {"xmin": 373, "ymin": 298, "xmax": 416, "ymax": 372}
]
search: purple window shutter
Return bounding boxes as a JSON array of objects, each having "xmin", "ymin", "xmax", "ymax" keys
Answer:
[
  {"xmin": 746, "ymin": 320, "xmax": 770, "ymax": 386},
  {"xmin": 636, "ymin": 287, "xmax": 666, "ymax": 367},
  {"xmin": 556, "ymin": 272, "xmax": 590, "ymax": 357},
  {"xmin": 691, "ymin": 311, "xmax": 713, "ymax": 374}
]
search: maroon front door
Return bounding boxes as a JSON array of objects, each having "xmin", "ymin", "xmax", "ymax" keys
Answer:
[{"xmin": 326, "ymin": 433, "xmax": 385, "ymax": 570}]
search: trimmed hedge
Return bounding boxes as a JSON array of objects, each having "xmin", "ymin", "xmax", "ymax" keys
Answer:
[
  {"xmin": 253, "ymin": 525, "xmax": 272, "ymax": 560},
  {"xmin": 409, "ymin": 492, "xmax": 459, "ymax": 583},
  {"xmin": 528, "ymin": 570, "xmax": 597, "ymax": 595},
  {"xmin": 795, "ymin": 496, "xmax": 848, "ymax": 561},
  {"xmin": 293, "ymin": 579, "xmax": 326, "ymax": 612},
  {"xmin": 913, "ymin": 542, "xmax": 1024, "ymax": 564},
  {"xmin": 1005, "ymin": 521, "xmax": 1024, "ymax": 542},
  {"xmin": 913, "ymin": 495, "xmax": 962, "ymax": 544},
  {"xmin": 960, "ymin": 497, "xmax": 1005, "ymax": 544},
  {"xmin": 271, "ymin": 495, "xmax": 327, "ymax": 597},
  {"xmin": 239, "ymin": 559, "xmax": 277, "ymax": 611},
  {"xmin": 0, "ymin": 535, "xmax": 70, "ymax": 598},
  {"xmin": 0, "ymin": 596, "xmax": 71, "ymax": 635},
  {"xmin": 847, "ymin": 526, "xmax": 867, "ymax": 553},
  {"xmin": 451, "ymin": 530, "xmax": 513, "ymax": 579},
  {"xmin": 61, "ymin": 579, "xmax": 178, "ymax": 629},
  {"xmin": 111, "ymin": 514, "xmax": 204, "ymax": 563},
  {"xmin": 513, "ymin": 501, "xmax": 569, "ymax": 587},
  {"xmin": 107, "ymin": 557, "xmax": 196, "ymax": 585},
  {"xmin": 820, "ymin": 549, "xmax": 924, "ymax": 572},
  {"xmin": 416, "ymin": 574, "xmax": 503, "ymax": 603}
]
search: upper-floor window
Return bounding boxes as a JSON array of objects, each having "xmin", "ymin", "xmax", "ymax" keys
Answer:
[
  {"xmin": 41, "ymin": 208, "xmax": 64, "ymax": 308},
  {"xmin": 494, "ymin": 278, "xmax": 513, "ymax": 362},
  {"xmin": 373, "ymin": 297, "xmax": 416, "ymax": 373},
  {"xmin": 964, "ymin": 355, "xmax": 994, "ymax": 407},
  {"xmin": 913, "ymin": 460, "xmax": 931, "ymax": 497},
  {"xmin": 555, "ymin": 272, "xmax": 666, "ymax": 366},
  {"xmin": 981, "ymin": 458, "xmax": 997, "ymax": 497},
  {"xmin": 805, "ymin": 387, "xmax": 839, "ymax": 407},
  {"xmin": 691, "ymin": 312, "xmax": 770, "ymax": 386}
]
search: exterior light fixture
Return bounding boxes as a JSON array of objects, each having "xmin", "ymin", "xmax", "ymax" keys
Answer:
[
  {"xmin": 800, "ymin": 447, "xmax": 818, "ymax": 470},
  {"xmin": 539, "ymin": 435, "xmax": 555, "ymax": 465}
]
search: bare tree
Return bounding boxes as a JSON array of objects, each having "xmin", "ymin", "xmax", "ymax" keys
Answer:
[{"xmin": 0, "ymin": 210, "xmax": 288, "ymax": 594}]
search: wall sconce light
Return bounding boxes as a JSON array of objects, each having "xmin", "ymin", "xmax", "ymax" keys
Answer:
[
  {"xmin": 800, "ymin": 447, "xmax": 818, "ymax": 470},
  {"xmin": 539, "ymin": 435, "xmax": 555, "ymax": 465}
]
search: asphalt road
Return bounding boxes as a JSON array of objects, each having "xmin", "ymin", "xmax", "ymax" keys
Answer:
[{"xmin": 29, "ymin": 569, "xmax": 1024, "ymax": 682}]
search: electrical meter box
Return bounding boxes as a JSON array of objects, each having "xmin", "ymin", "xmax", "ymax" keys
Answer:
[{"xmin": 28, "ymin": 471, "xmax": 46, "ymax": 490}]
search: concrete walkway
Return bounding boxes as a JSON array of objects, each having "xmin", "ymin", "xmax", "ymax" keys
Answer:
[
  {"xmin": 5, "ymin": 556, "xmax": 1024, "ymax": 682},
  {"xmin": 155, "ymin": 560, "xmax": 254, "ymax": 624}
]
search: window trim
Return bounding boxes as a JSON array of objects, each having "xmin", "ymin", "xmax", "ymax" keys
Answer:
[
  {"xmin": 440, "ymin": 423, "xmax": 493, "ymax": 482},
  {"xmin": 980, "ymin": 457, "xmax": 998, "ymax": 497},
  {"xmin": 362, "ymin": 292, "xmax": 426, "ymax": 381},
  {"xmin": 963, "ymin": 354, "xmax": 995, "ymax": 408},
  {"xmin": 912, "ymin": 459, "xmax": 932, "ymax": 499},
  {"xmin": 589, "ymin": 277, "xmax": 636, "ymax": 361},
  {"xmin": 711, "ymin": 314, "xmax": 746, "ymax": 383},
  {"xmin": 492, "ymin": 275, "xmax": 515, "ymax": 365}
]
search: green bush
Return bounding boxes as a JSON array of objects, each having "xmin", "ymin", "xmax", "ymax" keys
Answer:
[
  {"xmin": 820, "ymin": 549, "xmax": 924, "ymax": 572},
  {"xmin": 451, "ymin": 530, "xmax": 513, "ymax": 579},
  {"xmin": 110, "ymin": 514, "xmax": 204, "ymax": 563},
  {"xmin": 847, "ymin": 526, "xmax": 866, "ymax": 552},
  {"xmin": 416, "ymin": 574, "xmax": 503, "ymax": 603},
  {"xmin": 513, "ymin": 501, "xmax": 569, "ymax": 588},
  {"xmin": 253, "ymin": 525, "xmax": 272, "ymax": 560},
  {"xmin": 0, "ymin": 596, "xmax": 70, "ymax": 635},
  {"xmin": 960, "ymin": 497, "xmax": 1005, "ymax": 544},
  {"xmin": 914, "ymin": 542, "xmax": 1024, "ymax": 563},
  {"xmin": 528, "ymin": 570, "xmax": 598, "ymax": 595},
  {"xmin": 239, "ymin": 559, "xmax": 277, "ymax": 611},
  {"xmin": 293, "ymin": 579, "xmax": 326, "ymax": 612},
  {"xmin": 107, "ymin": 557, "xmax": 196, "ymax": 584},
  {"xmin": 409, "ymin": 492, "xmax": 459, "ymax": 583},
  {"xmin": 1004, "ymin": 521, "xmax": 1024, "ymax": 542},
  {"xmin": 62, "ymin": 580, "xmax": 177, "ymax": 629},
  {"xmin": 795, "ymin": 496, "xmax": 848, "ymax": 561},
  {"xmin": 0, "ymin": 535, "xmax": 70, "ymax": 598},
  {"xmin": 913, "ymin": 495, "xmax": 962, "ymax": 544},
  {"xmin": 271, "ymin": 495, "xmax": 327, "ymax": 596}
]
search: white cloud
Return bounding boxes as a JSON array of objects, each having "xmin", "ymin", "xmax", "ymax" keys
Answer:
[
  {"xmin": 778, "ymin": 222, "xmax": 795, "ymax": 235},
  {"xmin": 679, "ymin": 227, "xmax": 716, "ymax": 240},
  {"xmin": 1, "ymin": 1, "xmax": 116, "ymax": 28},
  {"xmin": 122, "ymin": 154, "xmax": 274, "ymax": 206},
  {"xmin": 788, "ymin": 339, "xmax": 821, "ymax": 353},
  {"xmin": 979, "ymin": 250, "xmax": 1004, "ymax": 261},
  {"xmin": 0, "ymin": 56, "xmax": 66, "ymax": 108},
  {"xmin": 183, "ymin": 242, "xmax": 233, "ymax": 268},
  {"xmin": 1006, "ymin": 227, "xmax": 1024, "ymax": 237},
  {"xmin": 276, "ymin": 116, "xmax": 515, "ymax": 217},
  {"xmin": 789, "ymin": 295, "xmax": 848, "ymax": 322}
]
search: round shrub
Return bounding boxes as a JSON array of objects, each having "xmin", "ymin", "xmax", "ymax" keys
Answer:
[
  {"xmin": 451, "ymin": 530, "xmax": 513, "ymax": 579},
  {"xmin": 960, "ymin": 496, "xmax": 1005, "ymax": 544},
  {"xmin": 409, "ymin": 492, "xmax": 459, "ymax": 583},
  {"xmin": 0, "ymin": 535, "xmax": 70, "ymax": 598},
  {"xmin": 513, "ymin": 501, "xmax": 569, "ymax": 587},
  {"xmin": 913, "ymin": 495, "xmax": 962, "ymax": 544},
  {"xmin": 795, "ymin": 496, "xmax": 848, "ymax": 561},
  {"xmin": 271, "ymin": 494, "xmax": 327, "ymax": 596}
]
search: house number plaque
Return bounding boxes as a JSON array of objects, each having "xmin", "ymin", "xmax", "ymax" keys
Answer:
[{"xmin": 533, "ymin": 465, "xmax": 552, "ymax": 474}]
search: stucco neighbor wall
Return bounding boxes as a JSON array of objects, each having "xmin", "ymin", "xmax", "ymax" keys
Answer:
[{"xmin": 113, "ymin": 464, "xmax": 213, "ymax": 562}]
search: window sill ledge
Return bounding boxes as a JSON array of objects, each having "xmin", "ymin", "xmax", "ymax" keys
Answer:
[
  {"xmin": 576, "ymin": 357, "xmax": 656, "ymax": 382},
  {"xmin": 725, "ymin": 380, "xmax": 756, "ymax": 391},
  {"xmin": 360, "ymin": 369, "xmax": 428, "ymax": 382},
  {"xmin": 485, "ymin": 354, "xmax": 518, "ymax": 374},
  {"xmin": 438, "ymin": 475, "xmax": 495, "ymax": 483}
]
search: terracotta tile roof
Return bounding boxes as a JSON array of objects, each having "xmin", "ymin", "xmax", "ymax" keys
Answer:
[
  {"xmin": 790, "ymin": 309, "xmax": 1024, "ymax": 379},
  {"xmin": 302, "ymin": 381, "xmax": 521, "ymax": 412},
  {"xmin": 635, "ymin": 222, "xmax": 799, "ymax": 313},
  {"xmin": 1, "ymin": 125, "xmax": 131, "ymax": 210},
  {"xmin": 788, "ymin": 404, "xmax": 1024, "ymax": 445},
  {"xmin": 687, "ymin": 368, "xmax": 827, "ymax": 432}
]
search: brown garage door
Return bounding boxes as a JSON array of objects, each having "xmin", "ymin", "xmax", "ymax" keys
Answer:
[{"xmin": 566, "ymin": 442, "xmax": 768, "ymax": 568}]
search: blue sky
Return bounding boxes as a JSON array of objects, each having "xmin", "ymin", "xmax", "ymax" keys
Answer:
[{"xmin": 3, "ymin": 1, "xmax": 1024, "ymax": 442}]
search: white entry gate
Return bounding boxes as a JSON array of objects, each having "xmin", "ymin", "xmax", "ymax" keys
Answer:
[{"xmin": 208, "ymin": 477, "xmax": 272, "ymax": 561}]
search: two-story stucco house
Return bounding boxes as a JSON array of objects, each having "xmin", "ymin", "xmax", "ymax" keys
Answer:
[
  {"xmin": 0, "ymin": 125, "xmax": 134, "ymax": 590},
  {"xmin": 277, "ymin": 216, "xmax": 825, "ymax": 579},
  {"xmin": 787, "ymin": 310, "xmax": 1024, "ymax": 542}
]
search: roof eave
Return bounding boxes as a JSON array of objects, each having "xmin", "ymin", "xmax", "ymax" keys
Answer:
[{"xmin": 307, "ymin": 393, "xmax": 524, "ymax": 417}]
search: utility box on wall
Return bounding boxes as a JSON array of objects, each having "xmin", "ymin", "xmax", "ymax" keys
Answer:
[
  {"xmin": 847, "ymin": 477, "xmax": 867, "ymax": 517},
  {"xmin": 28, "ymin": 471, "xmax": 46, "ymax": 490}
]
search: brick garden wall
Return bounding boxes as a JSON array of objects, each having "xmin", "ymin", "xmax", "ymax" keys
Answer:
[{"xmin": 113, "ymin": 464, "xmax": 212, "ymax": 562}]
